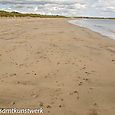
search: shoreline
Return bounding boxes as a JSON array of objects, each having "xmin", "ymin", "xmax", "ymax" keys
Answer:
[
  {"xmin": 0, "ymin": 18, "xmax": 115, "ymax": 115},
  {"xmin": 68, "ymin": 19, "xmax": 115, "ymax": 40}
]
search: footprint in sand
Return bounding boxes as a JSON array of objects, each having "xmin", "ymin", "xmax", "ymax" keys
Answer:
[
  {"xmin": 82, "ymin": 66, "xmax": 86, "ymax": 70},
  {"xmin": 85, "ymin": 71, "xmax": 91, "ymax": 75},
  {"xmin": 44, "ymin": 73, "xmax": 51, "ymax": 79},
  {"xmin": 69, "ymin": 90, "xmax": 80, "ymax": 100},
  {"xmin": 57, "ymin": 62, "xmax": 60, "ymax": 65},
  {"xmin": 112, "ymin": 60, "xmax": 115, "ymax": 64},
  {"xmin": 78, "ymin": 81, "xmax": 83, "ymax": 86},
  {"xmin": 9, "ymin": 73, "xmax": 17, "ymax": 77},
  {"xmin": 88, "ymin": 103, "xmax": 99, "ymax": 115},
  {"xmin": 56, "ymin": 81, "xmax": 58, "ymax": 83},
  {"xmin": 89, "ymin": 109, "xmax": 98, "ymax": 115},
  {"xmin": 83, "ymin": 78, "xmax": 89, "ymax": 81},
  {"xmin": 61, "ymin": 98, "xmax": 64, "ymax": 101},
  {"xmin": 46, "ymin": 105, "xmax": 52, "ymax": 109},
  {"xmin": 39, "ymin": 102, "xmax": 44, "ymax": 107},
  {"xmin": 26, "ymin": 72, "xmax": 30, "ymax": 75},
  {"xmin": 89, "ymin": 87, "xmax": 93, "ymax": 90},
  {"xmin": 16, "ymin": 81, "xmax": 30, "ymax": 85}
]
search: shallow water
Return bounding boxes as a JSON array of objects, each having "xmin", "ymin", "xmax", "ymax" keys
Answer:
[{"xmin": 69, "ymin": 19, "xmax": 115, "ymax": 40}]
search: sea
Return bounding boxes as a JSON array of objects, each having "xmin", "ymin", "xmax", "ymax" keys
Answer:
[{"xmin": 69, "ymin": 19, "xmax": 115, "ymax": 40}]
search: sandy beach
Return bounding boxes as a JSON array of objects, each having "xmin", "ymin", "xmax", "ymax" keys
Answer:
[{"xmin": 0, "ymin": 18, "xmax": 115, "ymax": 115}]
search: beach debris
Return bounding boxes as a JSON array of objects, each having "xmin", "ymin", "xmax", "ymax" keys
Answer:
[
  {"xmin": 39, "ymin": 102, "xmax": 44, "ymax": 107},
  {"xmin": 59, "ymin": 105, "xmax": 62, "ymax": 108},
  {"xmin": 32, "ymin": 94, "xmax": 38, "ymax": 98},
  {"xmin": 11, "ymin": 101, "xmax": 15, "ymax": 105},
  {"xmin": 34, "ymin": 73, "xmax": 37, "ymax": 76}
]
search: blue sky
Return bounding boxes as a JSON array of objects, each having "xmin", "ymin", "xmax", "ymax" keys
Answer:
[{"xmin": 0, "ymin": 0, "xmax": 115, "ymax": 17}]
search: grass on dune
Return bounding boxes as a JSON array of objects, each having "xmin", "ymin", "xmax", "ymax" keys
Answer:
[{"xmin": 0, "ymin": 10, "xmax": 67, "ymax": 18}]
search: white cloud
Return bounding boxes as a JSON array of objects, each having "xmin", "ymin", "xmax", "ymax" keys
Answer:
[{"xmin": 0, "ymin": 0, "xmax": 115, "ymax": 17}]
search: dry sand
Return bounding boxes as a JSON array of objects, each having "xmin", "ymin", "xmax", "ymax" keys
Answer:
[{"xmin": 0, "ymin": 18, "xmax": 115, "ymax": 115}]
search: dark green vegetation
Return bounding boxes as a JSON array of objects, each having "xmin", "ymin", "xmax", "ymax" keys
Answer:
[
  {"xmin": 0, "ymin": 10, "xmax": 67, "ymax": 18},
  {"xmin": 0, "ymin": 10, "xmax": 114, "ymax": 19}
]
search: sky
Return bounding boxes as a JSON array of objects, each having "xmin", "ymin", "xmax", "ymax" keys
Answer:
[{"xmin": 0, "ymin": 0, "xmax": 115, "ymax": 17}]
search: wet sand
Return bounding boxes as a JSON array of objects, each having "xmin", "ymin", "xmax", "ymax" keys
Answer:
[{"xmin": 0, "ymin": 18, "xmax": 115, "ymax": 115}]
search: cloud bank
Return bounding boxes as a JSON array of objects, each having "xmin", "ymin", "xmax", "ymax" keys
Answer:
[{"xmin": 0, "ymin": 0, "xmax": 115, "ymax": 17}]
